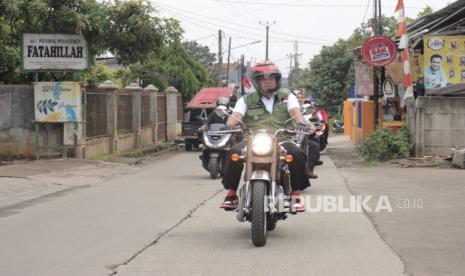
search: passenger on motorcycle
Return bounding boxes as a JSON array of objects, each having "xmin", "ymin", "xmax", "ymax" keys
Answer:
[
  {"xmin": 295, "ymin": 91, "xmax": 322, "ymax": 179},
  {"xmin": 314, "ymin": 103, "xmax": 329, "ymax": 148},
  {"xmin": 220, "ymin": 61, "xmax": 314, "ymax": 211}
]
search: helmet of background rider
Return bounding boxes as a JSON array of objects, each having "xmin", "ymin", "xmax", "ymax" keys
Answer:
[
  {"xmin": 216, "ymin": 96, "xmax": 230, "ymax": 107},
  {"xmin": 215, "ymin": 96, "xmax": 230, "ymax": 117},
  {"xmin": 250, "ymin": 61, "xmax": 282, "ymax": 99}
]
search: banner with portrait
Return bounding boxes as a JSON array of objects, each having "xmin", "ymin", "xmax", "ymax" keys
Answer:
[{"xmin": 423, "ymin": 35, "xmax": 465, "ymax": 90}]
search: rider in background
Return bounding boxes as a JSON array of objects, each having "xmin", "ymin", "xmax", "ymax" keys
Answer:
[
  {"xmin": 199, "ymin": 96, "xmax": 231, "ymax": 169},
  {"xmin": 295, "ymin": 91, "xmax": 322, "ymax": 179},
  {"xmin": 207, "ymin": 96, "xmax": 231, "ymax": 126},
  {"xmin": 314, "ymin": 103, "xmax": 329, "ymax": 150}
]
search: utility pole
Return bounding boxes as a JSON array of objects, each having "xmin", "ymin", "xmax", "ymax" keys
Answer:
[
  {"xmin": 293, "ymin": 40, "xmax": 302, "ymax": 87},
  {"xmin": 294, "ymin": 40, "xmax": 299, "ymax": 70},
  {"xmin": 226, "ymin": 37, "xmax": 231, "ymax": 86},
  {"xmin": 240, "ymin": 55, "xmax": 245, "ymax": 95},
  {"xmin": 237, "ymin": 57, "xmax": 241, "ymax": 92},
  {"xmin": 260, "ymin": 21, "xmax": 276, "ymax": 60},
  {"xmin": 378, "ymin": 0, "xmax": 385, "ymax": 127},
  {"xmin": 287, "ymin": 53, "xmax": 294, "ymax": 88},
  {"xmin": 218, "ymin": 29, "xmax": 223, "ymax": 86},
  {"xmin": 373, "ymin": 0, "xmax": 379, "ymax": 128}
]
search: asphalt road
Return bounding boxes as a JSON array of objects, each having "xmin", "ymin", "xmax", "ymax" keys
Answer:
[{"xmin": 0, "ymin": 152, "xmax": 406, "ymax": 276}]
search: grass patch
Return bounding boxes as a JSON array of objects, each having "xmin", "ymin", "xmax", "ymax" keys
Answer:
[
  {"xmin": 357, "ymin": 125, "xmax": 412, "ymax": 162},
  {"xmin": 89, "ymin": 154, "xmax": 110, "ymax": 161}
]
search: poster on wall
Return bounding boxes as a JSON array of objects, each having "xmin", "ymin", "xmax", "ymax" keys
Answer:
[
  {"xmin": 34, "ymin": 82, "xmax": 82, "ymax": 122},
  {"xmin": 423, "ymin": 35, "xmax": 465, "ymax": 90},
  {"xmin": 355, "ymin": 57, "xmax": 374, "ymax": 96},
  {"xmin": 385, "ymin": 50, "xmax": 423, "ymax": 85}
]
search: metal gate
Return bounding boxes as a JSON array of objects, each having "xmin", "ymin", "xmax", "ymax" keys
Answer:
[
  {"xmin": 117, "ymin": 92, "xmax": 133, "ymax": 133},
  {"xmin": 85, "ymin": 89, "xmax": 107, "ymax": 138},
  {"xmin": 157, "ymin": 94, "xmax": 167, "ymax": 141}
]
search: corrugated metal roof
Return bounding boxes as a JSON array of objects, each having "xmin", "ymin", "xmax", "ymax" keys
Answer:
[
  {"xmin": 186, "ymin": 87, "xmax": 236, "ymax": 108},
  {"xmin": 407, "ymin": 0, "xmax": 465, "ymax": 48}
]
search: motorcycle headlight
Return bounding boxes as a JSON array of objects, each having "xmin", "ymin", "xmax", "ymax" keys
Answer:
[{"xmin": 251, "ymin": 134, "xmax": 273, "ymax": 156}]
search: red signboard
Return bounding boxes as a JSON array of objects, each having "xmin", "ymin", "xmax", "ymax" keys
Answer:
[{"xmin": 362, "ymin": 36, "xmax": 397, "ymax": 67}]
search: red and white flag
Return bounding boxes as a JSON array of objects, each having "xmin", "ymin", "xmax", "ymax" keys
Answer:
[
  {"xmin": 241, "ymin": 75, "xmax": 254, "ymax": 94},
  {"xmin": 395, "ymin": 0, "xmax": 414, "ymax": 100}
]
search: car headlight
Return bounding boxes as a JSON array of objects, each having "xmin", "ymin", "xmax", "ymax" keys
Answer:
[{"xmin": 251, "ymin": 134, "xmax": 273, "ymax": 156}]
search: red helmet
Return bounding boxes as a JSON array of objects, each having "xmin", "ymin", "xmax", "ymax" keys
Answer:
[{"xmin": 251, "ymin": 61, "xmax": 282, "ymax": 97}]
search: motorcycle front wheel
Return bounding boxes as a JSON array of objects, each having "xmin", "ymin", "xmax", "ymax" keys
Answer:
[
  {"xmin": 267, "ymin": 215, "xmax": 277, "ymax": 231},
  {"xmin": 251, "ymin": 180, "xmax": 268, "ymax": 247},
  {"xmin": 208, "ymin": 158, "xmax": 219, "ymax": 179}
]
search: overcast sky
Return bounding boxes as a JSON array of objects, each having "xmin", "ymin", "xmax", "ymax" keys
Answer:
[{"xmin": 153, "ymin": 0, "xmax": 453, "ymax": 75}]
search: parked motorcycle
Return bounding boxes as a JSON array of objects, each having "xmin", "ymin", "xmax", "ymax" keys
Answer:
[
  {"xmin": 333, "ymin": 119, "xmax": 344, "ymax": 134},
  {"xmin": 233, "ymin": 127, "xmax": 311, "ymax": 247},
  {"xmin": 200, "ymin": 123, "xmax": 242, "ymax": 179}
]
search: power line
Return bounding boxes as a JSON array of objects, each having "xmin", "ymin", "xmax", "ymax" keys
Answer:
[
  {"xmin": 211, "ymin": 0, "xmax": 423, "ymax": 9},
  {"xmin": 160, "ymin": 9, "xmax": 219, "ymax": 33},
  {"xmin": 362, "ymin": 0, "xmax": 371, "ymax": 23},
  {"xmin": 190, "ymin": 33, "xmax": 217, "ymax": 41},
  {"xmin": 270, "ymin": 31, "xmax": 333, "ymax": 42},
  {"xmin": 161, "ymin": 8, "xmax": 267, "ymax": 42},
  {"xmin": 237, "ymin": 1, "xmax": 258, "ymax": 22},
  {"xmin": 162, "ymin": 6, "xmax": 325, "ymax": 46},
  {"xmin": 157, "ymin": 2, "xmax": 333, "ymax": 43}
]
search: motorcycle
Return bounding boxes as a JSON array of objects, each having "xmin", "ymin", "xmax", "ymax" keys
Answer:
[
  {"xmin": 301, "ymin": 104, "xmax": 327, "ymax": 151},
  {"xmin": 333, "ymin": 119, "xmax": 344, "ymax": 134},
  {"xmin": 200, "ymin": 123, "xmax": 242, "ymax": 179},
  {"xmin": 233, "ymin": 127, "xmax": 311, "ymax": 247},
  {"xmin": 292, "ymin": 118, "xmax": 325, "ymax": 156}
]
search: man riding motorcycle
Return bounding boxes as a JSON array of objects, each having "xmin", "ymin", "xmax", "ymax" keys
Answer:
[
  {"xmin": 199, "ymin": 96, "xmax": 232, "ymax": 172},
  {"xmin": 207, "ymin": 96, "xmax": 231, "ymax": 126},
  {"xmin": 220, "ymin": 61, "xmax": 314, "ymax": 211}
]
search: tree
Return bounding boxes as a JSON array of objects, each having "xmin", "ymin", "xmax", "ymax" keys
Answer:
[
  {"xmin": 0, "ymin": 0, "xmax": 183, "ymax": 83},
  {"xmin": 103, "ymin": 1, "xmax": 183, "ymax": 66},
  {"xmin": 294, "ymin": 16, "xmax": 399, "ymax": 111},
  {"xmin": 80, "ymin": 64, "xmax": 116, "ymax": 87},
  {"xmin": 162, "ymin": 43, "xmax": 212, "ymax": 100},
  {"xmin": 417, "ymin": 5, "xmax": 433, "ymax": 18},
  {"xmin": 121, "ymin": 53, "xmax": 168, "ymax": 90},
  {"xmin": 182, "ymin": 40, "xmax": 216, "ymax": 67},
  {"xmin": 299, "ymin": 39, "xmax": 354, "ymax": 111},
  {"xmin": 0, "ymin": 0, "xmax": 106, "ymax": 83}
]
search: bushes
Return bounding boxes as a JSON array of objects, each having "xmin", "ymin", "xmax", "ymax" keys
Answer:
[{"xmin": 358, "ymin": 126, "xmax": 412, "ymax": 162}]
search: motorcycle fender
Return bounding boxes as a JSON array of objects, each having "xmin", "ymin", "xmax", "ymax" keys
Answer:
[
  {"xmin": 250, "ymin": 170, "xmax": 271, "ymax": 182},
  {"xmin": 209, "ymin": 152, "xmax": 220, "ymax": 158}
]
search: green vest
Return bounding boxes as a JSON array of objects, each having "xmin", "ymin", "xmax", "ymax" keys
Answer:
[{"xmin": 242, "ymin": 90, "xmax": 291, "ymax": 135}]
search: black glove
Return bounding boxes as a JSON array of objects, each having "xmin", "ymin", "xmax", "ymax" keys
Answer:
[{"xmin": 309, "ymin": 117, "xmax": 318, "ymax": 122}]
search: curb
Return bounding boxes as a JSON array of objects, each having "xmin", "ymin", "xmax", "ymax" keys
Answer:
[{"xmin": 108, "ymin": 142, "xmax": 181, "ymax": 165}]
